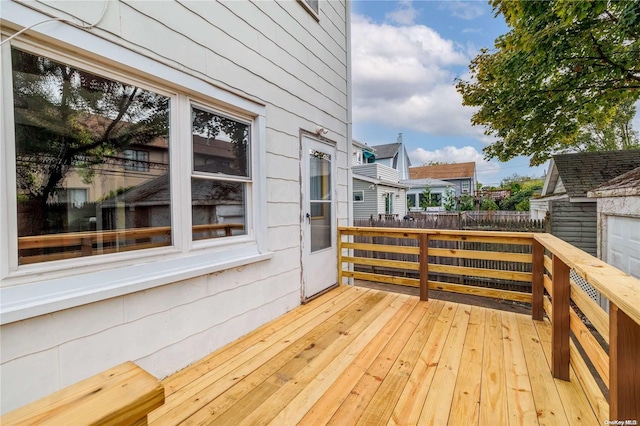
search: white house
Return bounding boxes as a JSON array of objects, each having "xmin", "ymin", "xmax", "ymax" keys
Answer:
[
  {"xmin": 352, "ymin": 164, "xmax": 409, "ymax": 220},
  {"xmin": 0, "ymin": 0, "xmax": 351, "ymax": 413},
  {"xmin": 370, "ymin": 136, "xmax": 412, "ymax": 180},
  {"xmin": 402, "ymin": 178, "xmax": 456, "ymax": 212},
  {"xmin": 352, "ymin": 139, "xmax": 375, "ymax": 166}
]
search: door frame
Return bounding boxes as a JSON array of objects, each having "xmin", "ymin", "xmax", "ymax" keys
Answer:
[{"xmin": 300, "ymin": 131, "xmax": 338, "ymax": 302}]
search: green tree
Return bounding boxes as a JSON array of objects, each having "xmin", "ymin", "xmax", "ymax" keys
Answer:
[
  {"xmin": 499, "ymin": 177, "xmax": 544, "ymax": 211},
  {"xmin": 420, "ymin": 187, "xmax": 440, "ymax": 209},
  {"xmin": 443, "ymin": 187, "xmax": 456, "ymax": 211},
  {"xmin": 456, "ymin": 0, "xmax": 640, "ymax": 165},
  {"xmin": 458, "ymin": 194, "xmax": 475, "ymax": 211},
  {"xmin": 481, "ymin": 198, "xmax": 499, "ymax": 211}
]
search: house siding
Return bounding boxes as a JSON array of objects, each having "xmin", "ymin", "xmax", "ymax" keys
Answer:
[
  {"xmin": 0, "ymin": 0, "xmax": 349, "ymax": 413},
  {"xmin": 353, "ymin": 179, "xmax": 378, "ymax": 219},
  {"xmin": 549, "ymin": 200, "xmax": 598, "ymax": 256},
  {"xmin": 352, "ymin": 164, "xmax": 400, "ymax": 182}
]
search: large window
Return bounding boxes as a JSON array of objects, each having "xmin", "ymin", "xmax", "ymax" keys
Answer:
[
  {"xmin": 12, "ymin": 48, "xmax": 171, "ymax": 265},
  {"xmin": 6, "ymin": 46, "xmax": 256, "ymax": 267}
]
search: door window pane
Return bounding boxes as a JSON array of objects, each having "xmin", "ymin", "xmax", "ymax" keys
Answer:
[
  {"xmin": 310, "ymin": 149, "xmax": 331, "ymax": 201},
  {"xmin": 12, "ymin": 48, "xmax": 171, "ymax": 264},
  {"xmin": 309, "ymin": 149, "xmax": 331, "ymax": 252}
]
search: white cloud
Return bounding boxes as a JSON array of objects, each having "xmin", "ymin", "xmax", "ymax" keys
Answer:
[
  {"xmin": 439, "ymin": 1, "xmax": 485, "ymax": 20},
  {"xmin": 462, "ymin": 28, "xmax": 482, "ymax": 34},
  {"xmin": 409, "ymin": 146, "xmax": 502, "ymax": 182},
  {"xmin": 352, "ymin": 15, "xmax": 482, "ymax": 138},
  {"xmin": 385, "ymin": 0, "xmax": 419, "ymax": 26}
]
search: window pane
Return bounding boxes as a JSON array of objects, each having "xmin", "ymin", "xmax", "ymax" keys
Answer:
[
  {"xmin": 12, "ymin": 48, "xmax": 171, "ymax": 265},
  {"xmin": 310, "ymin": 149, "xmax": 331, "ymax": 201},
  {"xmin": 192, "ymin": 107, "xmax": 249, "ymax": 177},
  {"xmin": 191, "ymin": 178, "xmax": 246, "ymax": 241},
  {"xmin": 304, "ymin": 0, "xmax": 319, "ymax": 13},
  {"xmin": 310, "ymin": 202, "xmax": 331, "ymax": 252}
]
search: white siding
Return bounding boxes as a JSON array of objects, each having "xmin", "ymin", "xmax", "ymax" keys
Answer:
[
  {"xmin": 0, "ymin": 0, "xmax": 349, "ymax": 413},
  {"xmin": 352, "ymin": 164, "xmax": 400, "ymax": 182},
  {"xmin": 353, "ymin": 179, "xmax": 378, "ymax": 219}
]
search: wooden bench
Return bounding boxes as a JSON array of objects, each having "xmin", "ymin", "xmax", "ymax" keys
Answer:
[{"xmin": 1, "ymin": 362, "xmax": 164, "ymax": 425}]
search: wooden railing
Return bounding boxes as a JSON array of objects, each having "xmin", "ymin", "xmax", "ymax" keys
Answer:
[
  {"xmin": 18, "ymin": 223, "xmax": 244, "ymax": 264},
  {"xmin": 338, "ymin": 226, "xmax": 640, "ymax": 423}
]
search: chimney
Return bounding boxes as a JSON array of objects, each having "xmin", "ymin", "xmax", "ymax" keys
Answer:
[{"xmin": 397, "ymin": 132, "xmax": 403, "ymax": 144}]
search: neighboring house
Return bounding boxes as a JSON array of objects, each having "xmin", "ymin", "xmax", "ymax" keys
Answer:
[
  {"xmin": 352, "ymin": 164, "xmax": 409, "ymax": 219},
  {"xmin": 0, "ymin": 0, "xmax": 350, "ymax": 413},
  {"xmin": 529, "ymin": 150, "xmax": 640, "ymax": 256},
  {"xmin": 370, "ymin": 136, "xmax": 412, "ymax": 180},
  {"xmin": 588, "ymin": 166, "xmax": 640, "ymax": 280},
  {"xmin": 401, "ymin": 178, "xmax": 456, "ymax": 212},
  {"xmin": 352, "ymin": 139, "xmax": 376, "ymax": 166},
  {"xmin": 409, "ymin": 162, "xmax": 477, "ymax": 196}
]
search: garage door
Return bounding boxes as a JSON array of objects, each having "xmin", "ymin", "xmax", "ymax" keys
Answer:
[{"xmin": 607, "ymin": 216, "xmax": 640, "ymax": 279}]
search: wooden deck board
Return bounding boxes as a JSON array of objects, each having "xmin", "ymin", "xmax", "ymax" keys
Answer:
[{"xmin": 150, "ymin": 286, "xmax": 599, "ymax": 426}]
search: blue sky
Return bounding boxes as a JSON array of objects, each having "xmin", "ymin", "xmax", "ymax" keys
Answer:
[{"xmin": 350, "ymin": 0, "xmax": 549, "ymax": 186}]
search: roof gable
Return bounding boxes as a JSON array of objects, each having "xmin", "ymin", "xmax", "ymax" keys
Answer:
[
  {"xmin": 552, "ymin": 150, "xmax": 640, "ymax": 197},
  {"xmin": 370, "ymin": 143, "xmax": 401, "ymax": 159},
  {"xmin": 589, "ymin": 166, "xmax": 640, "ymax": 197},
  {"xmin": 409, "ymin": 162, "xmax": 476, "ymax": 179}
]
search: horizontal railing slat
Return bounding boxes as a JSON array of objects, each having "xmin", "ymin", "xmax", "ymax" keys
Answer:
[
  {"xmin": 427, "ymin": 248, "xmax": 532, "ymax": 263},
  {"xmin": 341, "ymin": 242, "xmax": 419, "ymax": 254},
  {"xmin": 569, "ymin": 308, "xmax": 609, "ymax": 387},
  {"xmin": 428, "ymin": 264, "xmax": 532, "ymax": 283},
  {"xmin": 570, "ymin": 281, "xmax": 609, "ymax": 344},
  {"xmin": 428, "ymin": 280, "xmax": 532, "ymax": 303}
]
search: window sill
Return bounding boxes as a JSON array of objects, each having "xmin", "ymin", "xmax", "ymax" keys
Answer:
[{"xmin": 0, "ymin": 247, "xmax": 273, "ymax": 324}]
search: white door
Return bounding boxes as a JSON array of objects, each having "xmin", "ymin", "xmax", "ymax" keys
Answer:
[
  {"xmin": 607, "ymin": 216, "xmax": 640, "ymax": 279},
  {"xmin": 302, "ymin": 136, "xmax": 337, "ymax": 299}
]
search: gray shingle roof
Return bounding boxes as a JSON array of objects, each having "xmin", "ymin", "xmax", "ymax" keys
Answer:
[
  {"xmin": 553, "ymin": 149, "xmax": 640, "ymax": 197},
  {"xmin": 589, "ymin": 166, "xmax": 640, "ymax": 197},
  {"xmin": 370, "ymin": 143, "xmax": 401, "ymax": 159}
]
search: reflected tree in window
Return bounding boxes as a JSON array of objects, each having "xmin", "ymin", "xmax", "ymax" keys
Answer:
[{"xmin": 12, "ymin": 48, "xmax": 169, "ymax": 235}]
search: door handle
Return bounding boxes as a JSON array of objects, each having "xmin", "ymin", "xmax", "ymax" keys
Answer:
[{"xmin": 305, "ymin": 212, "xmax": 310, "ymax": 222}]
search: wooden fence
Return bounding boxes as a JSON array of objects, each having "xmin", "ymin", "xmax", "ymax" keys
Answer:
[{"xmin": 338, "ymin": 226, "xmax": 640, "ymax": 422}]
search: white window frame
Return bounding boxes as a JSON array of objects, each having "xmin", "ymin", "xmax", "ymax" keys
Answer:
[
  {"xmin": 298, "ymin": 0, "xmax": 320, "ymax": 20},
  {"xmin": 0, "ymin": 15, "xmax": 271, "ymax": 324},
  {"xmin": 461, "ymin": 180, "xmax": 470, "ymax": 193},
  {"xmin": 353, "ymin": 190, "xmax": 364, "ymax": 202}
]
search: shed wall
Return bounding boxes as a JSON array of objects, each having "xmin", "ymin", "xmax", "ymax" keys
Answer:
[{"xmin": 549, "ymin": 200, "xmax": 597, "ymax": 256}]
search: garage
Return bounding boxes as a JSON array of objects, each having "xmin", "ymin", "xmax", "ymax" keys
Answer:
[{"xmin": 607, "ymin": 215, "xmax": 640, "ymax": 279}]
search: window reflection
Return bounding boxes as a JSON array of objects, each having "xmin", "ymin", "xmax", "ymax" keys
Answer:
[{"xmin": 13, "ymin": 48, "xmax": 171, "ymax": 264}]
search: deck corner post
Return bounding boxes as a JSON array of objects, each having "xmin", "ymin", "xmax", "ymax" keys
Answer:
[
  {"xmin": 609, "ymin": 303, "xmax": 640, "ymax": 422},
  {"xmin": 551, "ymin": 254, "xmax": 570, "ymax": 381},
  {"xmin": 531, "ymin": 239, "xmax": 544, "ymax": 321},
  {"xmin": 337, "ymin": 229, "xmax": 343, "ymax": 286},
  {"xmin": 419, "ymin": 233, "xmax": 429, "ymax": 301}
]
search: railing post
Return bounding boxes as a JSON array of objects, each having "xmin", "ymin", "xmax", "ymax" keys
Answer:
[
  {"xmin": 531, "ymin": 239, "xmax": 544, "ymax": 321},
  {"xmin": 551, "ymin": 254, "xmax": 570, "ymax": 381},
  {"xmin": 419, "ymin": 233, "xmax": 429, "ymax": 301},
  {"xmin": 337, "ymin": 229, "xmax": 343, "ymax": 286},
  {"xmin": 609, "ymin": 303, "xmax": 640, "ymax": 422}
]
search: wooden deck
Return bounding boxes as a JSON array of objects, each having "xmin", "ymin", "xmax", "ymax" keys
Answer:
[{"xmin": 149, "ymin": 286, "xmax": 599, "ymax": 425}]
